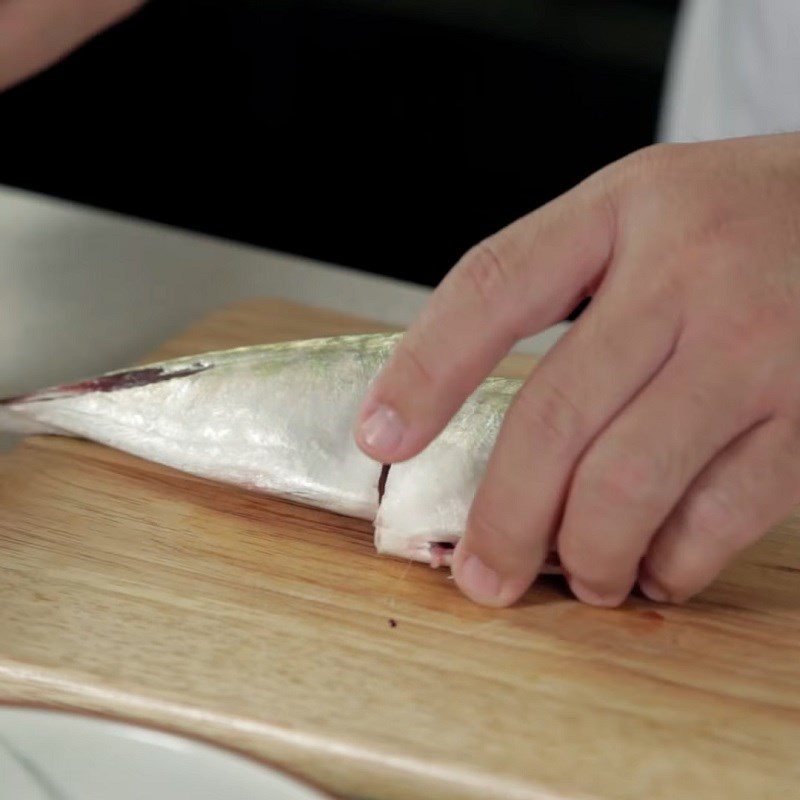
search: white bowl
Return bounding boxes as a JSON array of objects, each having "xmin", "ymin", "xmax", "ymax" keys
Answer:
[{"xmin": 0, "ymin": 705, "xmax": 333, "ymax": 800}]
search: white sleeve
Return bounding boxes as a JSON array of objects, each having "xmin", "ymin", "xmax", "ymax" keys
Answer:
[{"xmin": 659, "ymin": 0, "xmax": 800, "ymax": 144}]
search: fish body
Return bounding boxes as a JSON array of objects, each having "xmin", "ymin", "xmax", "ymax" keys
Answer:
[
  {"xmin": 1, "ymin": 333, "xmax": 538, "ymax": 570},
  {"xmin": 375, "ymin": 377, "xmax": 520, "ymax": 563}
]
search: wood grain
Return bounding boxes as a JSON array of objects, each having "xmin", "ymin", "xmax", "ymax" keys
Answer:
[{"xmin": 0, "ymin": 297, "xmax": 799, "ymax": 800}]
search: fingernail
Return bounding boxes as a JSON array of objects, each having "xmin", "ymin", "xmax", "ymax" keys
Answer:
[
  {"xmin": 569, "ymin": 578, "xmax": 624, "ymax": 608},
  {"xmin": 638, "ymin": 575, "xmax": 670, "ymax": 604},
  {"xmin": 457, "ymin": 554, "xmax": 502, "ymax": 604},
  {"xmin": 359, "ymin": 404, "xmax": 404, "ymax": 456}
]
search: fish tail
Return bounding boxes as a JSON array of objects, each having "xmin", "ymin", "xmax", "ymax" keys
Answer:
[{"xmin": 0, "ymin": 361, "xmax": 211, "ymax": 436}]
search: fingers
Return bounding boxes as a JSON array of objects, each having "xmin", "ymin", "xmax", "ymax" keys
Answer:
[
  {"xmin": 355, "ymin": 175, "xmax": 616, "ymax": 464},
  {"xmin": 450, "ymin": 287, "xmax": 680, "ymax": 606},
  {"xmin": 640, "ymin": 417, "xmax": 800, "ymax": 603},
  {"xmin": 0, "ymin": 0, "xmax": 143, "ymax": 91},
  {"xmin": 556, "ymin": 341, "xmax": 764, "ymax": 607}
]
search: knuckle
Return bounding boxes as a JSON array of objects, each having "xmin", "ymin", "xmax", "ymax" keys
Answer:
[
  {"xmin": 467, "ymin": 503, "xmax": 528, "ymax": 572},
  {"xmin": 619, "ymin": 142, "xmax": 680, "ymax": 185},
  {"xmin": 558, "ymin": 504, "xmax": 639, "ymax": 588},
  {"xmin": 514, "ymin": 380, "xmax": 585, "ymax": 452},
  {"xmin": 558, "ymin": 533, "xmax": 624, "ymax": 589},
  {"xmin": 394, "ymin": 338, "xmax": 439, "ymax": 390},
  {"xmin": 612, "ymin": 143, "xmax": 694, "ymax": 220},
  {"xmin": 643, "ymin": 565, "xmax": 695, "ymax": 605},
  {"xmin": 580, "ymin": 450, "xmax": 664, "ymax": 509},
  {"xmin": 683, "ymin": 487, "xmax": 749, "ymax": 550},
  {"xmin": 468, "ymin": 502, "xmax": 513, "ymax": 549},
  {"xmin": 457, "ymin": 238, "xmax": 515, "ymax": 311},
  {"xmin": 557, "ymin": 535, "xmax": 594, "ymax": 581}
]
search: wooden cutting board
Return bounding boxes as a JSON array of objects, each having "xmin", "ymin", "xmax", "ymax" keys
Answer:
[{"xmin": 0, "ymin": 297, "xmax": 798, "ymax": 800}]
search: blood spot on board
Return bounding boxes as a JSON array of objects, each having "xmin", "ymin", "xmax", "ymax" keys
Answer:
[
  {"xmin": 612, "ymin": 607, "xmax": 665, "ymax": 636},
  {"xmin": 638, "ymin": 610, "xmax": 664, "ymax": 623},
  {"xmin": 388, "ymin": 618, "xmax": 397, "ymax": 628}
]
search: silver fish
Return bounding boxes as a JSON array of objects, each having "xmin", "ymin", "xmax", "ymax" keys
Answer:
[{"xmin": 1, "ymin": 333, "xmax": 559, "ymax": 572}]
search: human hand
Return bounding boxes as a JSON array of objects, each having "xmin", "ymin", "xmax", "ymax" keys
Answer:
[
  {"xmin": 0, "ymin": 0, "xmax": 144, "ymax": 91},
  {"xmin": 356, "ymin": 133, "xmax": 800, "ymax": 607}
]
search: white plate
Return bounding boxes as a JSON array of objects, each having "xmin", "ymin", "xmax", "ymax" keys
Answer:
[{"xmin": 0, "ymin": 706, "xmax": 333, "ymax": 800}]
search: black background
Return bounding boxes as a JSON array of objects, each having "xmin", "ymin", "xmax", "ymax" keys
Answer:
[{"xmin": 1, "ymin": 0, "xmax": 679, "ymax": 286}]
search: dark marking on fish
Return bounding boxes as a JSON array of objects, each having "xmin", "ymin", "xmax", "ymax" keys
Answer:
[
  {"xmin": 378, "ymin": 464, "xmax": 390, "ymax": 503},
  {"xmin": 1, "ymin": 363, "xmax": 209, "ymax": 405},
  {"xmin": 388, "ymin": 618, "xmax": 397, "ymax": 628}
]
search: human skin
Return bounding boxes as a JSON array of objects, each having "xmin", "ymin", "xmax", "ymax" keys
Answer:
[
  {"xmin": 356, "ymin": 134, "xmax": 800, "ymax": 608},
  {"xmin": 3, "ymin": 7, "xmax": 798, "ymax": 609},
  {"xmin": 0, "ymin": 0, "xmax": 144, "ymax": 91}
]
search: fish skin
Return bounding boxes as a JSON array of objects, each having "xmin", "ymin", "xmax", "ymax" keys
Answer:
[
  {"xmin": 374, "ymin": 377, "xmax": 521, "ymax": 561},
  {"xmin": 1, "ymin": 334, "xmax": 401, "ymax": 520},
  {"xmin": 1, "ymin": 333, "xmax": 562, "ymax": 574}
]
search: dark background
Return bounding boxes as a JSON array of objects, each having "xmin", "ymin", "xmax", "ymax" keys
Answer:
[{"xmin": 1, "ymin": 0, "xmax": 679, "ymax": 287}]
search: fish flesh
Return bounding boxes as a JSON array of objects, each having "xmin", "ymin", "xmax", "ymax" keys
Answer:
[{"xmin": 0, "ymin": 333, "xmax": 559, "ymax": 573}]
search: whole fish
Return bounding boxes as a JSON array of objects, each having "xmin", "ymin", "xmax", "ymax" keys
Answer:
[{"xmin": 0, "ymin": 333, "xmax": 560, "ymax": 573}]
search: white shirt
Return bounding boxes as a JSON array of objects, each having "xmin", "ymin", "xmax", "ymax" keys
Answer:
[{"xmin": 660, "ymin": 0, "xmax": 800, "ymax": 143}]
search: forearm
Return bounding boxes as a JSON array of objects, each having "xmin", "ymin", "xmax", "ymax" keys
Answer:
[{"xmin": 0, "ymin": 0, "xmax": 144, "ymax": 92}]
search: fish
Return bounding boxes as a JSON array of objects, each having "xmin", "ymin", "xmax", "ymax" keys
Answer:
[{"xmin": 0, "ymin": 333, "xmax": 561, "ymax": 573}]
